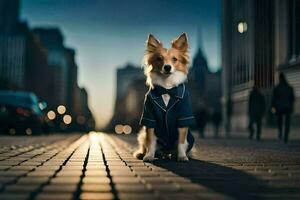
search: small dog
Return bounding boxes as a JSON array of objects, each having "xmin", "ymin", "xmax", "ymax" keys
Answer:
[{"xmin": 134, "ymin": 33, "xmax": 195, "ymax": 162}]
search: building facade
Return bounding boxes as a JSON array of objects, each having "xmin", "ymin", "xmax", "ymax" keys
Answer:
[
  {"xmin": 33, "ymin": 28, "xmax": 95, "ymax": 130},
  {"xmin": 77, "ymin": 88, "xmax": 95, "ymax": 131},
  {"xmin": 275, "ymin": 0, "xmax": 300, "ymax": 120},
  {"xmin": 33, "ymin": 28, "xmax": 69, "ymax": 108},
  {"xmin": 222, "ymin": 0, "xmax": 300, "ymax": 130},
  {"xmin": 65, "ymin": 48, "xmax": 79, "ymax": 116},
  {"xmin": 0, "ymin": 0, "xmax": 50, "ymax": 101},
  {"xmin": 0, "ymin": 0, "xmax": 26, "ymax": 89},
  {"xmin": 188, "ymin": 46, "xmax": 222, "ymax": 132},
  {"xmin": 115, "ymin": 64, "xmax": 145, "ymax": 101},
  {"xmin": 0, "ymin": 0, "xmax": 19, "ymax": 33},
  {"xmin": 0, "ymin": 0, "xmax": 95, "ymax": 131},
  {"xmin": 107, "ymin": 64, "xmax": 147, "ymax": 132}
]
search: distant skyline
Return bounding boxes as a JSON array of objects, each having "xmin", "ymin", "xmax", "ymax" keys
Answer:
[{"xmin": 21, "ymin": 0, "xmax": 221, "ymax": 128}]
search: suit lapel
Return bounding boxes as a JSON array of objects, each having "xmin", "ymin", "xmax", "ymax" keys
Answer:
[
  {"xmin": 166, "ymin": 84, "xmax": 184, "ymax": 111},
  {"xmin": 153, "ymin": 96, "xmax": 167, "ymax": 112},
  {"xmin": 167, "ymin": 96, "xmax": 179, "ymax": 111}
]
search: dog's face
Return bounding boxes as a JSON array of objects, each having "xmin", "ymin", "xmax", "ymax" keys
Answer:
[{"xmin": 144, "ymin": 33, "xmax": 189, "ymax": 77}]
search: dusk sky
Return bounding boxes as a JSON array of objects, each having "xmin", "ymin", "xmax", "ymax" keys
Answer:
[{"xmin": 20, "ymin": 0, "xmax": 221, "ymax": 128}]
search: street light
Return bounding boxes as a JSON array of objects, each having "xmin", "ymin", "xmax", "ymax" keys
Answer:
[
  {"xmin": 57, "ymin": 105, "xmax": 66, "ymax": 115},
  {"xmin": 238, "ymin": 22, "xmax": 248, "ymax": 33}
]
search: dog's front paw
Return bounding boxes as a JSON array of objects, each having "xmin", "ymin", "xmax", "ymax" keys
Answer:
[
  {"xmin": 177, "ymin": 143, "xmax": 189, "ymax": 162},
  {"xmin": 143, "ymin": 154, "xmax": 155, "ymax": 162},
  {"xmin": 177, "ymin": 155, "xmax": 189, "ymax": 162},
  {"xmin": 133, "ymin": 151, "xmax": 145, "ymax": 160}
]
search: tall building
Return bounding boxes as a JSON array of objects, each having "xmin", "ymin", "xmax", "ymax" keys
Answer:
[
  {"xmin": 0, "ymin": 0, "xmax": 24, "ymax": 89},
  {"xmin": 189, "ymin": 48, "xmax": 208, "ymax": 94},
  {"xmin": 0, "ymin": 27, "xmax": 27, "ymax": 89},
  {"xmin": 222, "ymin": 0, "xmax": 300, "ymax": 129},
  {"xmin": 24, "ymin": 26, "xmax": 52, "ymax": 103},
  {"xmin": 188, "ymin": 45, "xmax": 222, "ymax": 130},
  {"xmin": 107, "ymin": 64, "xmax": 147, "ymax": 132},
  {"xmin": 0, "ymin": 0, "xmax": 94, "ymax": 131},
  {"xmin": 33, "ymin": 28, "xmax": 70, "ymax": 108},
  {"xmin": 275, "ymin": 0, "xmax": 300, "ymax": 124},
  {"xmin": 0, "ymin": 0, "xmax": 20, "ymax": 33},
  {"xmin": 78, "ymin": 88, "xmax": 95, "ymax": 131},
  {"xmin": 0, "ymin": 0, "xmax": 50, "ymax": 101},
  {"xmin": 33, "ymin": 28, "xmax": 95, "ymax": 130},
  {"xmin": 65, "ymin": 48, "xmax": 79, "ymax": 116},
  {"xmin": 116, "ymin": 64, "xmax": 145, "ymax": 101}
]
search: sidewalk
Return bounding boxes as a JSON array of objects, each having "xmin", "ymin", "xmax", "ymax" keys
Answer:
[
  {"xmin": 0, "ymin": 132, "xmax": 299, "ymax": 200},
  {"xmin": 197, "ymin": 126, "xmax": 300, "ymax": 141}
]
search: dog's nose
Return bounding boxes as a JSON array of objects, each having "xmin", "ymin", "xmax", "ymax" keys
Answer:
[{"xmin": 164, "ymin": 65, "xmax": 171, "ymax": 72}]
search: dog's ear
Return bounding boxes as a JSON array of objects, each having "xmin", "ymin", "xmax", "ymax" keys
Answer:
[
  {"xmin": 172, "ymin": 33, "xmax": 188, "ymax": 51},
  {"xmin": 146, "ymin": 34, "xmax": 162, "ymax": 51}
]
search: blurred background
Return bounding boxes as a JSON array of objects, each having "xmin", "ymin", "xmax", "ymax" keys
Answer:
[{"xmin": 0, "ymin": 0, "xmax": 299, "ymax": 139}]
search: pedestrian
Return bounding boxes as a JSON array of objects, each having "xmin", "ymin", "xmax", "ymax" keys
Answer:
[
  {"xmin": 194, "ymin": 107, "xmax": 209, "ymax": 138},
  {"xmin": 211, "ymin": 109, "xmax": 222, "ymax": 138},
  {"xmin": 272, "ymin": 73, "xmax": 295, "ymax": 143},
  {"xmin": 248, "ymin": 85, "xmax": 265, "ymax": 141}
]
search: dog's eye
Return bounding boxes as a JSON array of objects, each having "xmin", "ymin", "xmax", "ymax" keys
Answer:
[
  {"xmin": 172, "ymin": 57, "xmax": 177, "ymax": 62},
  {"xmin": 156, "ymin": 56, "xmax": 163, "ymax": 61}
]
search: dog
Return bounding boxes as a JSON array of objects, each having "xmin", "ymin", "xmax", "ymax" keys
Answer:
[{"xmin": 134, "ymin": 33, "xmax": 195, "ymax": 162}]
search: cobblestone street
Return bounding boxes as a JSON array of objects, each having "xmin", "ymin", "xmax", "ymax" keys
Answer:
[{"xmin": 0, "ymin": 132, "xmax": 300, "ymax": 200}]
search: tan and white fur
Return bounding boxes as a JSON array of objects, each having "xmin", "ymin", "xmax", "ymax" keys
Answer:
[{"xmin": 134, "ymin": 33, "xmax": 191, "ymax": 162}]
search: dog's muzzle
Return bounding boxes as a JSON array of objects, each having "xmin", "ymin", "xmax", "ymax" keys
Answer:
[{"xmin": 163, "ymin": 65, "xmax": 172, "ymax": 74}]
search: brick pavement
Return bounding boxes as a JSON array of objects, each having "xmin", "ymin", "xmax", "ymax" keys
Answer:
[{"xmin": 0, "ymin": 132, "xmax": 299, "ymax": 200}]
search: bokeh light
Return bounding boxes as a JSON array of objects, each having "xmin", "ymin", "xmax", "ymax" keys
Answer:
[
  {"xmin": 115, "ymin": 124, "xmax": 123, "ymax": 134},
  {"xmin": 77, "ymin": 116, "xmax": 86, "ymax": 125},
  {"xmin": 25, "ymin": 128, "xmax": 32, "ymax": 135},
  {"xmin": 123, "ymin": 125, "xmax": 132, "ymax": 134},
  {"xmin": 63, "ymin": 115, "xmax": 72, "ymax": 125},
  {"xmin": 47, "ymin": 110, "xmax": 56, "ymax": 120},
  {"xmin": 89, "ymin": 131, "xmax": 98, "ymax": 142},
  {"xmin": 57, "ymin": 105, "xmax": 66, "ymax": 115}
]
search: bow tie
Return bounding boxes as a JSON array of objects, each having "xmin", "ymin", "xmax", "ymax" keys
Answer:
[{"xmin": 154, "ymin": 85, "xmax": 178, "ymax": 96}]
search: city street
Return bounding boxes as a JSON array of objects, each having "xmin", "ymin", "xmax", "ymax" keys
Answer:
[
  {"xmin": 0, "ymin": 132, "xmax": 299, "ymax": 200},
  {"xmin": 1, "ymin": 0, "xmax": 300, "ymax": 199}
]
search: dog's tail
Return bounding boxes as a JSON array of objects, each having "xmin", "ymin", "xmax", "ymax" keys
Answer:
[{"xmin": 133, "ymin": 127, "xmax": 147, "ymax": 160}]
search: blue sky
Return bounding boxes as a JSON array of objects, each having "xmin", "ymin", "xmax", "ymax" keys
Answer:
[{"xmin": 21, "ymin": 0, "xmax": 221, "ymax": 128}]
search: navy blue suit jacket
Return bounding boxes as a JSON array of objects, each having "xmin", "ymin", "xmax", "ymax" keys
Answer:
[{"xmin": 140, "ymin": 83, "xmax": 195, "ymax": 151}]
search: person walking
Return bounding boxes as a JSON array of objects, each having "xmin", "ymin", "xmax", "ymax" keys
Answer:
[
  {"xmin": 248, "ymin": 85, "xmax": 266, "ymax": 141},
  {"xmin": 211, "ymin": 109, "xmax": 222, "ymax": 138},
  {"xmin": 194, "ymin": 107, "xmax": 209, "ymax": 138},
  {"xmin": 272, "ymin": 73, "xmax": 295, "ymax": 143}
]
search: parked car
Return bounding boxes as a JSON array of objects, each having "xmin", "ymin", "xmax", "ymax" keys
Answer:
[{"xmin": 0, "ymin": 91, "xmax": 47, "ymax": 135}]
